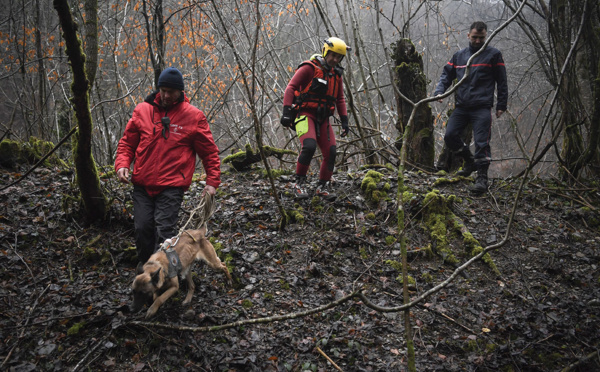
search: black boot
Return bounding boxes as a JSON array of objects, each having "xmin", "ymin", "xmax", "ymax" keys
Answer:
[
  {"xmin": 456, "ymin": 146, "xmax": 476, "ymax": 177},
  {"xmin": 469, "ymin": 163, "xmax": 489, "ymax": 194}
]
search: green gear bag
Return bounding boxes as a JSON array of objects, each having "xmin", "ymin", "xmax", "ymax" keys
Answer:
[{"xmin": 295, "ymin": 115, "xmax": 309, "ymax": 138}]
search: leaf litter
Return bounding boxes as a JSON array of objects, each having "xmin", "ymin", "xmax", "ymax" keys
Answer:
[{"xmin": 0, "ymin": 166, "xmax": 599, "ymax": 371}]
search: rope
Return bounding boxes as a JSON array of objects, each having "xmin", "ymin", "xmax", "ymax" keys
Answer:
[{"xmin": 179, "ymin": 191, "xmax": 216, "ymax": 234}]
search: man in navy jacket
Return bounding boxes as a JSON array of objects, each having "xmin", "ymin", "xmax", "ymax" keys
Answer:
[{"xmin": 434, "ymin": 21, "xmax": 508, "ymax": 193}]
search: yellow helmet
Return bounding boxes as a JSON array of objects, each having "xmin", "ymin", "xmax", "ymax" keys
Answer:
[{"xmin": 322, "ymin": 37, "xmax": 351, "ymax": 58}]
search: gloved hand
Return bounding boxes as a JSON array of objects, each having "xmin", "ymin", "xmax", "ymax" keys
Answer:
[
  {"xmin": 280, "ymin": 106, "xmax": 294, "ymax": 128},
  {"xmin": 340, "ymin": 115, "xmax": 349, "ymax": 137}
]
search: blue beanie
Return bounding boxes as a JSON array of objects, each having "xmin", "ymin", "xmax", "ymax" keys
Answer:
[{"xmin": 157, "ymin": 67, "xmax": 184, "ymax": 91}]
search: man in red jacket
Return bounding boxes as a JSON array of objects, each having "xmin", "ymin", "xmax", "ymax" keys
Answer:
[{"xmin": 115, "ymin": 67, "xmax": 221, "ymax": 268}]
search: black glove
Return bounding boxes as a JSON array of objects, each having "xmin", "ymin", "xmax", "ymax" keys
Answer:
[
  {"xmin": 280, "ymin": 106, "xmax": 294, "ymax": 128},
  {"xmin": 340, "ymin": 115, "xmax": 349, "ymax": 137}
]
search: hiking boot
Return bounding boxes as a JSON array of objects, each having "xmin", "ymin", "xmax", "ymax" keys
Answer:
[
  {"xmin": 455, "ymin": 146, "xmax": 476, "ymax": 177},
  {"xmin": 292, "ymin": 175, "xmax": 309, "ymax": 200},
  {"xmin": 315, "ymin": 181, "xmax": 337, "ymax": 201},
  {"xmin": 469, "ymin": 163, "xmax": 489, "ymax": 194}
]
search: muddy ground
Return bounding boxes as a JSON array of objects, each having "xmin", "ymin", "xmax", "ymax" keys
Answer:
[{"xmin": 1, "ymin": 164, "xmax": 599, "ymax": 371}]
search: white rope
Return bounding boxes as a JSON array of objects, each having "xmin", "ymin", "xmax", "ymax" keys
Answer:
[{"xmin": 179, "ymin": 191, "xmax": 216, "ymax": 234}]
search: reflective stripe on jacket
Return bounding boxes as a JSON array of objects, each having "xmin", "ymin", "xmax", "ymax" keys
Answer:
[
  {"xmin": 434, "ymin": 45, "xmax": 508, "ymax": 111},
  {"xmin": 115, "ymin": 91, "xmax": 221, "ymax": 196}
]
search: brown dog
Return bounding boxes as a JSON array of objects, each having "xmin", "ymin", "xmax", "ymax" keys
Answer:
[{"xmin": 131, "ymin": 226, "xmax": 232, "ymax": 318}]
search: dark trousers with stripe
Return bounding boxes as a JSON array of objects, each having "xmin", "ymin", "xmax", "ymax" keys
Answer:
[
  {"xmin": 444, "ymin": 106, "xmax": 492, "ymax": 164},
  {"xmin": 132, "ymin": 185, "xmax": 184, "ymax": 263}
]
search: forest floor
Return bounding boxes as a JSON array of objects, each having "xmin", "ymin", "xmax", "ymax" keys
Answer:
[{"xmin": 1, "ymin": 163, "xmax": 599, "ymax": 372}]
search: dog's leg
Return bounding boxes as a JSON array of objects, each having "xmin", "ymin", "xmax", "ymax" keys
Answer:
[
  {"xmin": 146, "ymin": 279, "xmax": 179, "ymax": 318},
  {"xmin": 199, "ymin": 239, "xmax": 233, "ymax": 286},
  {"xmin": 181, "ymin": 269, "xmax": 195, "ymax": 305}
]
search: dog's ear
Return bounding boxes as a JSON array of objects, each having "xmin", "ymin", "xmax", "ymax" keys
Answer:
[{"xmin": 151, "ymin": 267, "xmax": 161, "ymax": 286}]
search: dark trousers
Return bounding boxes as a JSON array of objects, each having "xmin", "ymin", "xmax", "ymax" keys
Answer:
[
  {"xmin": 132, "ymin": 186, "xmax": 184, "ymax": 263},
  {"xmin": 444, "ymin": 107, "xmax": 492, "ymax": 164}
]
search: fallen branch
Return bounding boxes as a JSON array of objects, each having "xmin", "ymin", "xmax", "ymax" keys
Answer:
[{"xmin": 129, "ymin": 291, "xmax": 360, "ymax": 332}]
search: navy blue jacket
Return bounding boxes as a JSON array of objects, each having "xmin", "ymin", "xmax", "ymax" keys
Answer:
[{"xmin": 434, "ymin": 45, "xmax": 508, "ymax": 111}]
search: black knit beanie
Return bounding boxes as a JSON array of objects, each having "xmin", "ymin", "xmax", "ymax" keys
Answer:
[{"xmin": 157, "ymin": 67, "xmax": 184, "ymax": 91}]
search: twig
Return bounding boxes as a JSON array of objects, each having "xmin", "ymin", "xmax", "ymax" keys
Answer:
[
  {"xmin": 316, "ymin": 346, "xmax": 343, "ymax": 371},
  {"xmin": 8, "ymin": 235, "xmax": 35, "ymax": 282},
  {"xmin": 71, "ymin": 334, "xmax": 108, "ymax": 372},
  {"xmin": 418, "ymin": 304, "xmax": 475, "ymax": 334},
  {"xmin": 1, "ymin": 284, "xmax": 50, "ymax": 368},
  {"xmin": 560, "ymin": 348, "xmax": 600, "ymax": 372}
]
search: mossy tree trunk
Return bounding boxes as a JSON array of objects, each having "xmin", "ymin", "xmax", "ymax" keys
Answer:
[
  {"xmin": 391, "ymin": 39, "xmax": 435, "ymax": 169},
  {"xmin": 84, "ymin": 0, "xmax": 98, "ymax": 87},
  {"xmin": 518, "ymin": 0, "xmax": 600, "ymax": 181},
  {"xmin": 54, "ymin": 0, "xmax": 108, "ymax": 223},
  {"xmin": 554, "ymin": 0, "xmax": 600, "ymax": 180}
]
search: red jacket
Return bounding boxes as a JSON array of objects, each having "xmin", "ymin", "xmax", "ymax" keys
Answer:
[{"xmin": 115, "ymin": 91, "xmax": 221, "ymax": 196}]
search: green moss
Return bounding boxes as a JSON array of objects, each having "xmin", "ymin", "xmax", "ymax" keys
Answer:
[
  {"xmin": 209, "ymin": 237, "xmax": 224, "ymax": 254},
  {"xmin": 241, "ymin": 299, "xmax": 253, "ymax": 309},
  {"xmin": 360, "ymin": 170, "xmax": 389, "ymax": 203},
  {"xmin": 223, "ymin": 144, "xmax": 297, "ymax": 171},
  {"xmin": 385, "ymin": 259, "xmax": 403, "ymax": 271},
  {"xmin": 83, "ymin": 246, "xmax": 99, "ymax": 260},
  {"xmin": 100, "ymin": 250, "xmax": 111, "ymax": 264},
  {"xmin": 396, "ymin": 274, "xmax": 415, "ymax": 286},
  {"xmin": 264, "ymin": 293, "xmax": 274, "ymax": 301},
  {"xmin": 422, "ymin": 244, "xmax": 434, "ymax": 258},
  {"xmin": 359, "ymin": 247, "xmax": 368, "ymax": 259},
  {"xmin": 422, "ymin": 272, "xmax": 434, "ymax": 283},
  {"xmin": 433, "ymin": 177, "xmax": 462, "ymax": 187},
  {"xmin": 422, "ymin": 190, "xmax": 458, "ymax": 265},
  {"xmin": 401, "ymin": 191, "xmax": 415, "ymax": 203},
  {"xmin": 366, "ymin": 212, "xmax": 376, "ymax": 220},
  {"xmin": 285, "ymin": 209, "xmax": 305, "ymax": 225},
  {"xmin": 258, "ymin": 168, "xmax": 292, "ymax": 178},
  {"xmin": 279, "ymin": 279, "xmax": 290, "ymax": 290},
  {"xmin": 385, "ymin": 235, "xmax": 397, "ymax": 246},
  {"xmin": 67, "ymin": 321, "xmax": 86, "ymax": 336},
  {"xmin": 464, "ymin": 339, "xmax": 479, "ymax": 352},
  {"xmin": 0, "ymin": 137, "xmax": 66, "ymax": 168}
]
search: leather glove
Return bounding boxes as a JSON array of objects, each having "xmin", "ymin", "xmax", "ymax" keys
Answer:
[
  {"xmin": 340, "ymin": 115, "xmax": 349, "ymax": 137},
  {"xmin": 280, "ymin": 106, "xmax": 294, "ymax": 128}
]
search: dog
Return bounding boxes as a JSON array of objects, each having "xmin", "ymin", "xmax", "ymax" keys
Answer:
[{"xmin": 131, "ymin": 226, "xmax": 232, "ymax": 318}]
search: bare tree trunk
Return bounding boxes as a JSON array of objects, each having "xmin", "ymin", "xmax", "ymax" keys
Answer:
[
  {"xmin": 142, "ymin": 0, "xmax": 165, "ymax": 87},
  {"xmin": 54, "ymin": 0, "xmax": 107, "ymax": 223}
]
